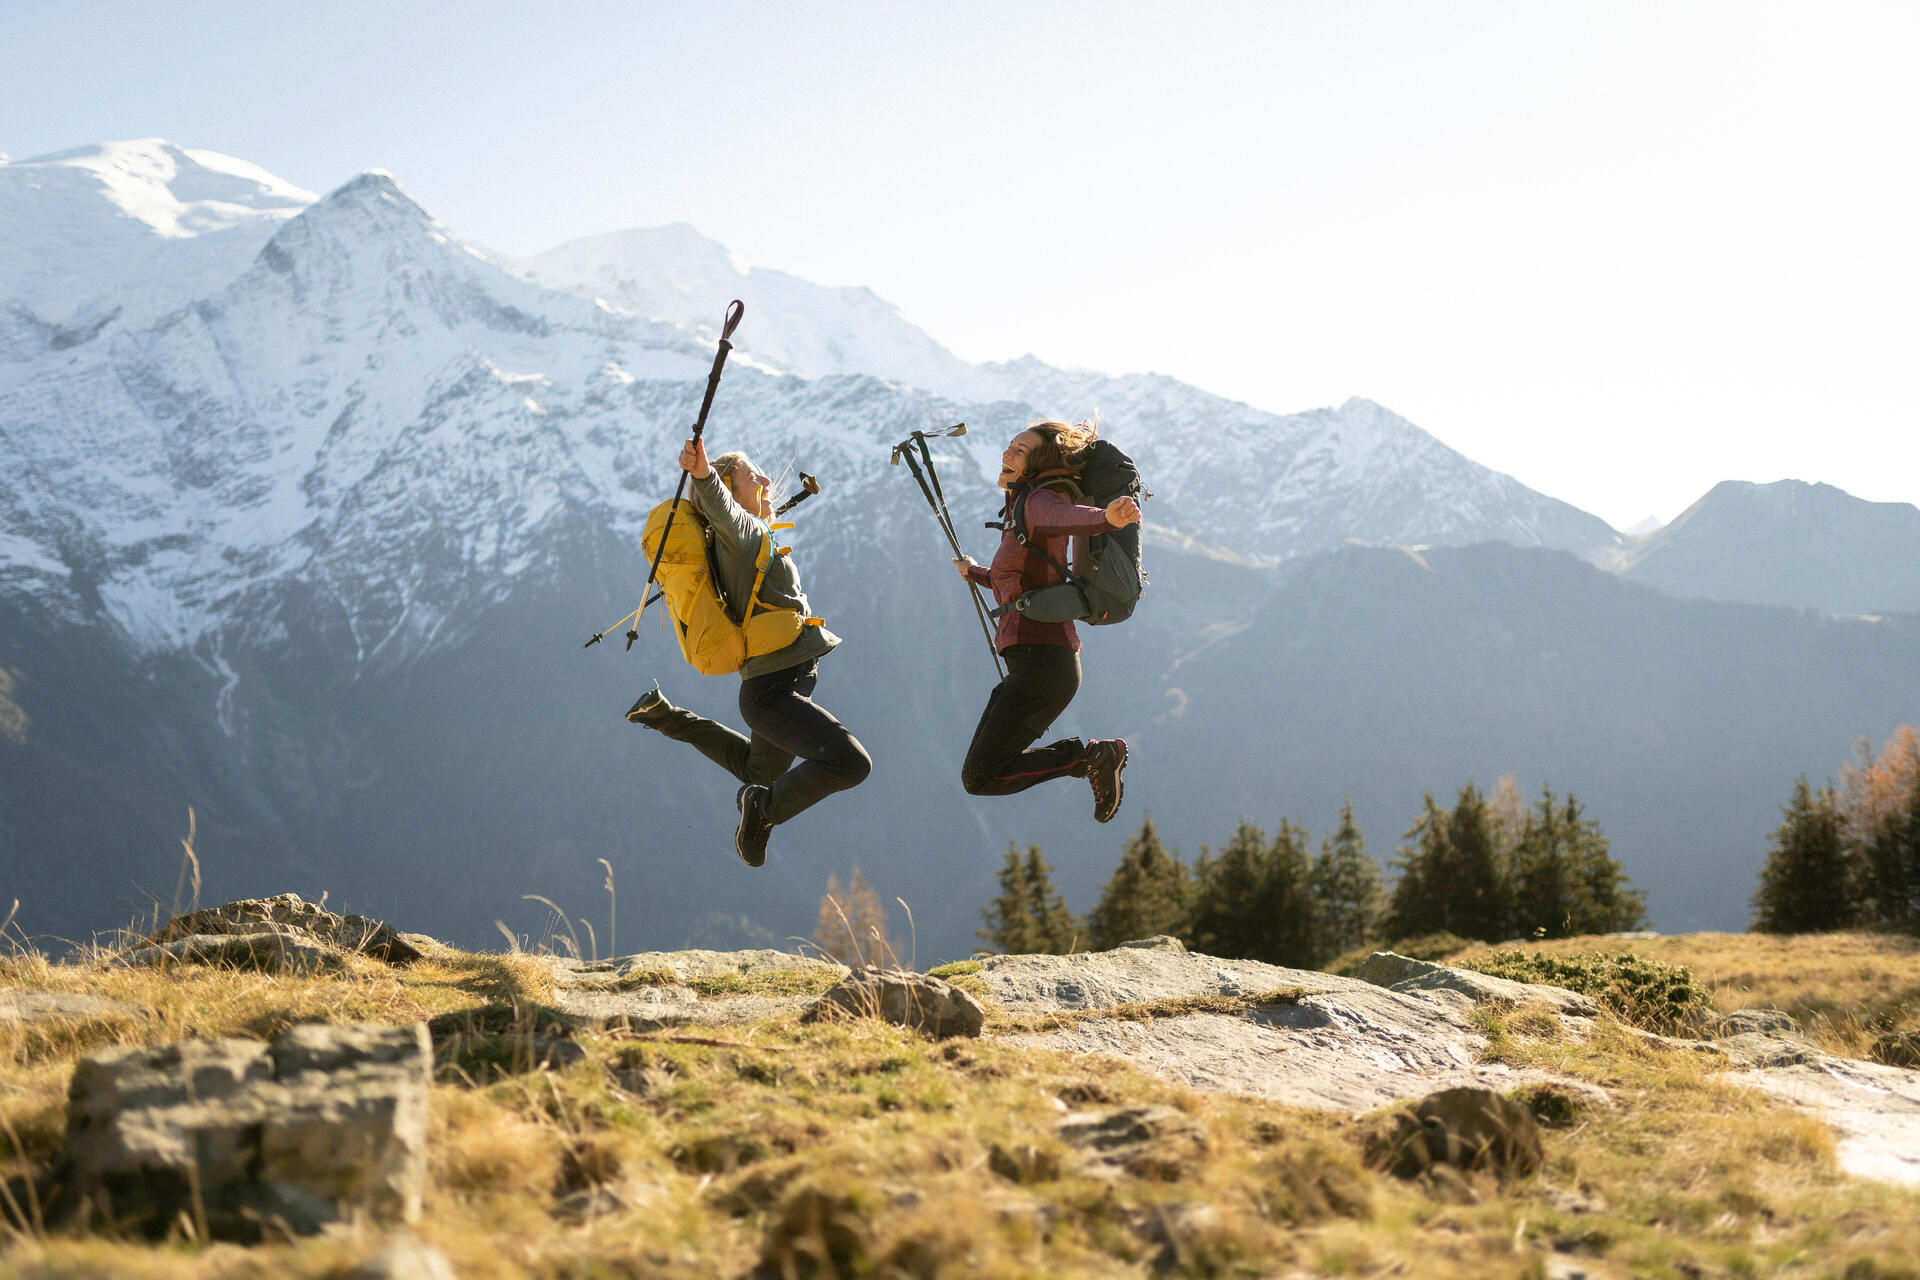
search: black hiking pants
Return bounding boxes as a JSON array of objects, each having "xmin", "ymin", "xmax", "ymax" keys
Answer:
[
  {"xmin": 960, "ymin": 643, "xmax": 1089, "ymax": 796},
  {"xmin": 643, "ymin": 659, "xmax": 870, "ymax": 824}
]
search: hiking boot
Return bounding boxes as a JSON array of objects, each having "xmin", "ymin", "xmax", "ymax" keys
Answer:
[
  {"xmin": 1085, "ymin": 739, "xmax": 1127, "ymax": 824},
  {"xmin": 735, "ymin": 784, "xmax": 774, "ymax": 867},
  {"xmin": 625, "ymin": 681, "xmax": 672, "ymax": 724}
]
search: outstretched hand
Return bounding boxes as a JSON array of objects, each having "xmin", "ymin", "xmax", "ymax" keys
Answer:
[
  {"xmin": 1104, "ymin": 495, "xmax": 1142, "ymax": 528},
  {"xmin": 679, "ymin": 437, "xmax": 711, "ymax": 479}
]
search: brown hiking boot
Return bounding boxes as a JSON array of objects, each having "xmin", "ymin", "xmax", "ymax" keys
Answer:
[
  {"xmin": 626, "ymin": 681, "xmax": 672, "ymax": 724},
  {"xmin": 1085, "ymin": 739, "xmax": 1127, "ymax": 823},
  {"xmin": 735, "ymin": 784, "xmax": 773, "ymax": 867}
]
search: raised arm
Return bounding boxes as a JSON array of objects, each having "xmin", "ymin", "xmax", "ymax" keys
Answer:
[{"xmin": 680, "ymin": 437, "xmax": 764, "ymax": 553}]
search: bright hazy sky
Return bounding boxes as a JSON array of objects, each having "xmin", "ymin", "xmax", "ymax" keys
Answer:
[{"xmin": 5, "ymin": 1, "xmax": 1915, "ymax": 528}]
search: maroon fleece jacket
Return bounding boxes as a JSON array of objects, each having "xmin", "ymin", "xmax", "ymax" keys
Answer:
[{"xmin": 965, "ymin": 487, "xmax": 1113, "ymax": 653}]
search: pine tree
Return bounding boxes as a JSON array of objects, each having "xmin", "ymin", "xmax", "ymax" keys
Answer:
[
  {"xmin": 1752, "ymin": 777, "xmax": 1853, "ymax": 933},
  {"xmin": 1086, "ymin": 816, "xmax": 1192, "ymax": 950},
  {"xmin": 1559, "ymin": 793, "xmax": 1645, "ymax": 934},
  {"xmin": 1248, "ymin": 818, "xmax": 1321, "ymax": 968},
  {"xmin": 813, "ymin": 864, "xmax": 898, "ymax": 967},
  {"xmin": 1444, "ymin": 782, "xmax": 1510, "ymax": 941},
  {"xmin": 1384, "ymin": 792, "xmax": 1451, "ymax": 941},
  {"xmin": 1310, "ymin": 798, "xmax": 1384, "ymax": 959},
  {"xmin": 1022, "ymin": 844, "xmax": 1080, "ymax": 954},
  {"xmin": 1510, "ymin": 787, "xmax": 1570, "ymax": 939},
  {"xmin": 1859, "ymin": 778, "xmax": 1920, "ymax": 935},
  {"xmin": 1188, "ymin": 820, "xmax": 1270, "ymax": 959},
  {"xmin": 978, "ymin": 842, "xmax": 1040, "ymax": 954}
]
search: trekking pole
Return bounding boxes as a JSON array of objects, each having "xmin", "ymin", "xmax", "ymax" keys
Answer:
[
  {"xmin": 890, "ymin": 425, "xmax": 1005, "ymax": 680},
  {"xmin": 584, "ymin": 299, "xmax": 746, "ymax": 650},
  {"xmin": 772, "ymin": 472, "xmax": 820, "ymax": 516}
]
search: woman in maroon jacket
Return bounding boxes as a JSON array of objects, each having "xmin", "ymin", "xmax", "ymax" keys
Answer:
[{"xmin": 953, "ymin": 419, "xmax": 1142, "ymax": 822}]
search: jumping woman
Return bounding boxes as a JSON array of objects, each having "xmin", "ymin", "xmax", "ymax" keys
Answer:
[
  {"xmin": 626, "ymin": 437, "xmax": 871, "ymax": 866},
  {"xmin": 954, "ymin": 419, "xmax": 1142, "ymax": 821}
]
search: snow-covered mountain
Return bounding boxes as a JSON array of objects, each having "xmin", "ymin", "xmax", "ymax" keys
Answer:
[{"xmin": 0, "ymin": 140, "xmax": 315, "ymax": 353}]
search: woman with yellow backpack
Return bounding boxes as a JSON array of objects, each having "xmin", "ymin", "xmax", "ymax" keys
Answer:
[{"xmin": 625, "ymin": 436, "xmax": 870, "ymax": 867}]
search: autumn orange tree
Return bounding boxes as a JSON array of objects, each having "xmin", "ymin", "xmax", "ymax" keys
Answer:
[
  {"xmin": 1753, "ymin": 726, "xmax": 1920, "ymax": 935},
  {"xmin": 812, "ymin": 864, "xmax": 900, "ymax": 967}
]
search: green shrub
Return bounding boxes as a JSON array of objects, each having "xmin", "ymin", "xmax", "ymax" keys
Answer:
[{"xmin": 1456, "ymin": 949, "xmax": 1712, "ymax": 1031}]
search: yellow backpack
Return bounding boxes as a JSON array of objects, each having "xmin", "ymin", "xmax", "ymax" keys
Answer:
[{"xmin": 639, "ymin": 499, "xmax": 820, "ymax": 676}]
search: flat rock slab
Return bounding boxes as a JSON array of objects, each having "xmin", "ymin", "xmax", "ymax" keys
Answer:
[
  {"xmin": 0, "ymin": 990, "xmax": 146, "ymax": 1022},
  {"xmin": 544, "ymin": 950, "xmax": 847, "ymax": 1030},
  {"xmin": 1719, "ymin": 1052, "xmax": 1920, "ymax": 1187},
  {"xmin": 984, "ymin": 948, "xmax": 1587, "ymax": 1113},
  {"xmin": 1354, "ymin": 952, "xmax": 1602, "ymax": 1018}
]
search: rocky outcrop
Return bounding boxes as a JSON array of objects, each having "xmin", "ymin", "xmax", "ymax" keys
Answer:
[
  {"xmin": 141, "ymin": 894, "xmax": 425, "ymax": 965},
  {"xmin": 803, "ymin": 968, "xmax": 986, "ymax": 1038},
  {"xmin": 1354, "ymin": 951, "xmax": 1602, "ymax": 1018},
  {"xmin": 57, "ymin": 1022, "xmax": 430, "ymax": 1239},
  {"xmin": 983, "ymin": 945, "xmax": 1593, "ymax": 1113},
  {"xmin": 543, "ymin": 949, "xmax": 848, "ymax": 1030}
]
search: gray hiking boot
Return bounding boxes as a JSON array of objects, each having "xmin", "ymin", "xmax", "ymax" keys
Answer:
[
  {"xmin": 735, "ymin": 784, "xmax": 774, "ymax": 867},
  {"xmin": 1085, "ymin": 738, "xmax": 1128, "ymax": 824},
  {"xmin": 625, "ymin": 681, "xmax": 672, "ymax": 724}
]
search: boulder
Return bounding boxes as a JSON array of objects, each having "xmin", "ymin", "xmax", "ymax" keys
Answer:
[
  {"xmin": 1366, "ymin": 1086, "xmax": 1543, "ymax": 1183},
  {"xmin": 58, "ymin": 1022, "xmax": 430, "ymax": 1239},
  {"xmin": 1354, "ymin": 952, "xmax": 1601, "ymax": 1018},
  {"xmin": 1115, "ymin": 935, "xmax": 1188, "ymax": 955},
  {"xmin": 803, "ymin": 967, "xmax": 985, "ymax": 1038},
  {"xmin": 147, "ymin": 894, "xmax": 423, "ymax": 965}
]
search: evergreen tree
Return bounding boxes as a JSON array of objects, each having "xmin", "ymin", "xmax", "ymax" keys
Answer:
[
  {"xmin": 1444, "ymin": 782, "xmax": 1510, "ymax": 941},
  {"xmin": 1188, "ymin": 820, "xmax": 1270, "ymax": 959},
  {"xmin": 1752, "ymin": 777, "xmax": 1853, "ymax": 933},
  {"xmin": 978, "ymin": 842, "xmax": 1041, "ymax": 953},
  {"xmin": 1510, "ymin": 787, "xmax": 1570, "ymax": 938},
  {"xmin": 1086, "ymin": 816, "xmax": 1192, "ymax": 950},
  {"xmin": 1310, "ymin": 798, "xmax": 1384, "ymax": 958},
  {"xmin": 1512, "ymin": 788, "xmax": 1645, "ymax": 937},
  {"xmin": 1858, "ymin": 779, "xmax": 1920, "ymax": 934},
  {"xmin": 1248, "ymin": 817, "xmax": 1321, "ymax": 968},
  {"xmin": 1384, "ymin": 792, "xmax": 1452, "ymax": 941},
  {"xmin": 813, "ymin": 864, "xmax": 898, "ymax": 967},
  {"xmin": 1022, "ymin": 843, "xmax": 1080, "ymax": 954},
  {"xmin": 1559, "ymin": 793, "xmax": 1645, "ymax": 934}
]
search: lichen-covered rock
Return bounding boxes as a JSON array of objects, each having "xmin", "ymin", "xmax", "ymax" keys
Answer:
[
  {"xmin": 1718, "ymin": 1008, "xmax": 1802, "ymax": 1037},
  {"xmin": 57, "ymin": 1022, "xmax": 430, "ymax": 1239},
  {"xmin": 121, "ymin": 931, "xmax": 342, "ymax": 975},
  {"xmin": 1354, "ymin": 952, "xmax": 1601, "ymax": 1018},
  {"xmin": 147, "ymin": 893, "xmax": 422, "ymax": 964},
  {"xmin": 803, "ymin": 967, "xmax": 985, "ymax": 1038},
  {"xmin": 1366, "ymin": 1086, "xmax": 1543, "ymax": 1183}
]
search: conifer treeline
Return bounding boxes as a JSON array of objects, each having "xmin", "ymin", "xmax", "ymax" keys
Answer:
[
  {"xmin": 1753, "ymin": 726, "xmax": 1920, "ymax": 935},
  {"xmin": 979, "ymin": 780, "xmax": 1645, "ymax": 966}
]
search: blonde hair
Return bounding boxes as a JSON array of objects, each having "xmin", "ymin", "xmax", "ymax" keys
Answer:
[
  {"xmin": 1020, "ymin": 417, "xmax": 1098, "ymax": 485},
  {"xmin": 709, "ymin": 450, "xmax": 750, "ymax": 487}
]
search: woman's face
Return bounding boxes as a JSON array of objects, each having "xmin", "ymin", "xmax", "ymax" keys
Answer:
[
  {"xmin": 726, "ymin": 458, "xmax": 773, "ymax": 518},
  {"xmin": 999, "ymin": 430, "xmax": 1044, "ymax": 491}
]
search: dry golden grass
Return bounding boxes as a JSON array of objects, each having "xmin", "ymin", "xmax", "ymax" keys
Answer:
[
  {"xmin": 2, "ymin": 934, "xmax": 1918, "ymax": 1277},
  {"xmin": 1451, "ymin": 930, "xmax": 1920, "ymax": 1056}
]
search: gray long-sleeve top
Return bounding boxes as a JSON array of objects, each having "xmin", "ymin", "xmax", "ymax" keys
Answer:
[{"xmin": 690, "ymin": 471, "xmax": 840, "ymax": 679}]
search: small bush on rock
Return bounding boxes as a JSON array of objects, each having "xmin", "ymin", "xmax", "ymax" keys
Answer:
[{"xmin": 1456, "ymin": 949, "xmax": 1711, "ymax": 1031}]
